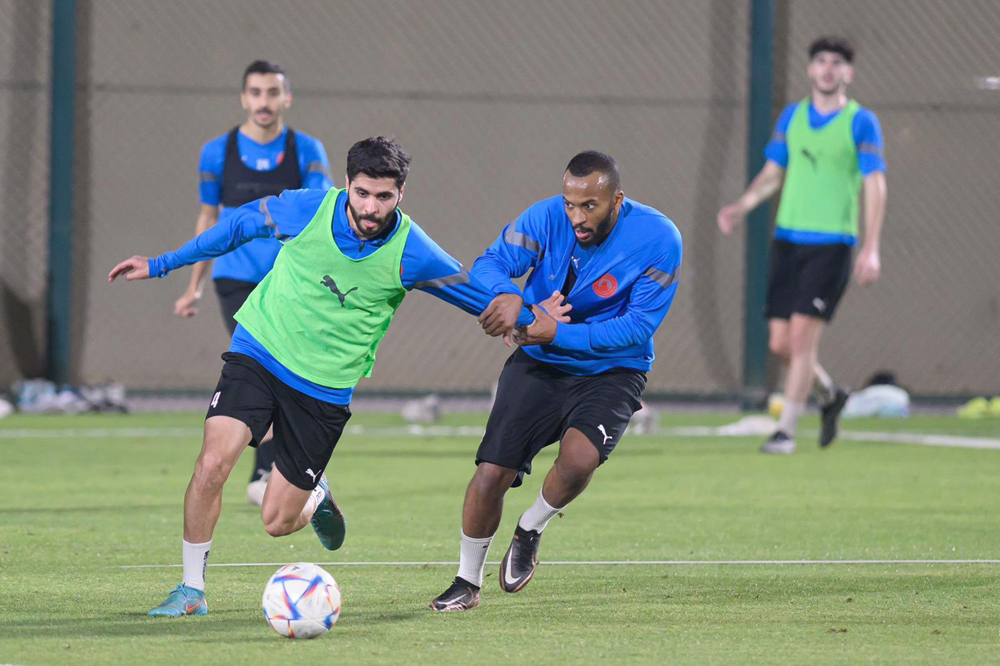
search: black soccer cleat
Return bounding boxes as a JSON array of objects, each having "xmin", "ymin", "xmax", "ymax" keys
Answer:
[
  {"xmin": 819, "ymin": 387, "xmax": 850, "ymax": 448},
  {"xmin": 429, "ymin": 577, "xmax": 481, "ymax": 612},
  {"xmin": 499, "ymin": 524, "xmax": 542, "ymax": 593},
  {"xmin": 760, "ymin": 430, "xmax": 796, "ymax": 454}
]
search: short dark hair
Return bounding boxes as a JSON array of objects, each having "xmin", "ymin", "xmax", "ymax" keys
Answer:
[
  {"xmin": 809, "ymin": 36, "xmax": 854, "ymax": 63},
  {"xmin": 565, "ymin": 150, "xmax": 621, "ymax": 193},
  {"xmin": 242, "ymin": 60, "xmax": 288, "ymax": 90},
  {"xmin": 346, "ymin": 136, "xmax": 411, "ymax": 188}
]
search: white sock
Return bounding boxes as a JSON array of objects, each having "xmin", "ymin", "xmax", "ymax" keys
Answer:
[
  {"xmin": 778, "ymin": 401, "xmax": 806, "ymax": 437},
  {"xmin": 456, "ymin": 532, "xmax": 493, "ymax": 588},
  {"xmin": 305, "ymin": 484, "xmax": 325, "ymax": 517},
  {"xmin": 182, "ymin": 539, "xmax": 212, "ymax": 591},
  {"xmin": 518, "ymin": 488, "xmax": 564, "ymax": 533}
]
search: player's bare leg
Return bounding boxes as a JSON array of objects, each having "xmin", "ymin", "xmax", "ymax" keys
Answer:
[
  {"xmin": 499, "ymin": 429, "xmax": 598, "ymax": 593},
  {"xmin": 184, "ymin": 416, "xmax": 253, "ymax": 542},
  {"xmin": 462, "ymin": 463, "xmax": 520, "ymax": 538},
  {"xmin": 149, "ymin": 416, "xmax": 250, "ymax": 617},
  {"xmin": 763, "ymin": 315, "xmax": 824, "ymax": 453},
  {"xmin": 430, "ymin": 463, "xmax": 518, "ymax": 611},
  {"xmin": 259, "ymin": 465, "xmax": 314, "ymax": 537}
]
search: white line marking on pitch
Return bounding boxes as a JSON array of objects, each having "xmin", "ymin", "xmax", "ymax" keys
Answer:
[
  {"xmin": 120, "ymin": 559, "xmax": 1000, "ymax": 569},
  {"xmin": 3, "ymin": 425, "xmax": 998, "ymax": 450}
]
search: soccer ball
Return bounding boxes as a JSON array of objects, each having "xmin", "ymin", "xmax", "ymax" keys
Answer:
[{"xmin": 262, "ymin": 562, "xmax": 341, "ymax": 639}]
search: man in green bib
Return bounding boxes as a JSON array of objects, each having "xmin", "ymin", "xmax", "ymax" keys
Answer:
[
  {"xmin": 717, "ymin": 36, "xmax": 887, "ymax": 454},
  {"xmin": 109, "ymin": 137, "xmax": 537, "ymax": 617}
]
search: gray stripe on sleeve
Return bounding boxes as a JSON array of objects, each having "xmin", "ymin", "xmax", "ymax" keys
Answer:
[
  {"xmin": 259, "ymin": 196, "xmax": 288, "ymax": 240},
  {"xmin": 413, "ymin": 267, "xmax": 471, "ymax": 290},
  {"xmin": 306, "ymin": 161, "xmax": 329, "ymax": 175},
  {"xmin": 504, "ymin": 227, "xmax": 541, "ymax": 254},
  {"xmin": 857, "ymin": 142, "xmax": 882, "ymax": 155},
  {"xmin": 642, "ymin": 265, "xmax": 679, "ymax": 289},
  {"xmin": 199, "ymin": 171, "xmax": 219, "ymax": 183}
]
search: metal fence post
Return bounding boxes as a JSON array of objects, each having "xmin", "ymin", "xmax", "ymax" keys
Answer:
[
  {"xmin": 47, "ymin": 0, "xmax": 77, "ymax": 385},
  {"xmin": 743, "ymin": 0, "xmax": 775, "ymax": 405}
]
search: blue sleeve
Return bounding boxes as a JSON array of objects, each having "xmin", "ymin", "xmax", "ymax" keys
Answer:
[
  {"xmin": 149, "ymin": 189, "xmax": 312, "ymax": 278},
  {"xmin": 298, "ymin": 134, "xmax": 334, "ymax": 189},
  {"xmin": 198, "ymin": 136, "xmax": 225, "ymax": 206},
  {"xmin": 550, "ymin": 229, "xmax": 683, "ymax": 352},
  {"xmin": 763, "ymin": 104, "xmax": 797, "ymax": 168},
  {"xmin": 470, "ymin": 202, "xmax": 549, "ymax": 296},
  {"xmin": 853, "ymin": 109, "xmax": 886, "ymax": 175},
  {"xmin": 402, "ymin": 223, "xmax": 534, "ymax": 326}
]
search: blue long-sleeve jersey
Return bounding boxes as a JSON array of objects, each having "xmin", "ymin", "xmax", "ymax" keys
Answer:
[
  {"xmin": 472, "ymin": 196, "xmax": 682, "ymax": 375},
  {"xmin": 199, "ymin": 127, "xmax": 333, "ymax": 283},
  {"xmin": 150, "ymin": 188, "xmax": 534, "ymax": 404}
]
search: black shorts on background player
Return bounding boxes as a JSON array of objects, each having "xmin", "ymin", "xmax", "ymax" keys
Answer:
[
  {"xmin": 207, "ymin": 352, "xmax": 351, "ymax": 490},
  {"xmin": 477, "ymin": 349, "xmax": 646, "ymax": 487},
  {"xmin": 214, "ymin": 278, "xmax": 258, "ymax": 336},
  {"xmin": 765, "ymin": 239, "xmax": 852, "ymax": 321}
]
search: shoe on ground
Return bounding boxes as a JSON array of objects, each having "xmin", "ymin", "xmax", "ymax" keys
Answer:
[
  {"xmin": 147, "ymin": 584, "xmax": 207, "ymax": 617},
  {"xmin": 246, "ymin": 467, "xmax": 271, "ymax": 507},
  {"xmin": 819, "ymin": 387, "xmax": 850, "ymax": 448},
  {"xmin": 760, "ymin": 431, "xmax": 796, "ymax": 454},
  {"xmin": 429, "ymin": 577, "xmax": 481, "ymax": 612}
]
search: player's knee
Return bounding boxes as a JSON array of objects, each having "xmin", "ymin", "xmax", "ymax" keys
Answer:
[
  {"xmin": 262, "ymin": 512, "xmax": 296, "ymax": 538},
  {"xmin": 555, "ymin": 454, "xmax": 598, "ymax": 484},
  {"xmin": 263, "ymin": 521, "xmax": 290, "ymax": 538},
  {"xmin": 769, "ymin": 336, "xmax": 790, "ymax": 360},
  {"xmin": 471, "ymin": 463, "xmax": 517, "ymax": 495},
  {"xmin": 788, "ymin": 328, "xmax": 817, "ymax": 357},
  {"xmin": 191, "ymin": 455, "xmax": 229, "ymax": 493}
]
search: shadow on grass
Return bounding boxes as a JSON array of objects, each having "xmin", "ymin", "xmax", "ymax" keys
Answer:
[
  {"xmin": 0, "ymin": 504, "xmax": 175, "ymax": 515},
  {"xmin": 0, "ymin": 611, "xmax": 253, "ymax": 639}
]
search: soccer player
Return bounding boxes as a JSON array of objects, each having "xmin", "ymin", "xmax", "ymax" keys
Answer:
[
  {"xmin": 174, "ymin": 60, "xmax": 333, "ymax": 505},
  {"xmin": 429, "ymin": 151, "xmax": 683, "ymax": 611},
  {"xmin": 108, "ymin": 137, "xmax": 536, "ymax": 617},
  {"xmin": 717, "ymin": 36, "xmax": 887, "ymax": 454}
]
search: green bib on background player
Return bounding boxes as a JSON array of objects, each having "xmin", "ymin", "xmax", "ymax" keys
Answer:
[
  {"xmin": 776, "ymin": 99, "xmax": 861, "ymax": 238},
  {"xmin": 235, "ymin": 188, "xmax": 411, "ymax": 388}
]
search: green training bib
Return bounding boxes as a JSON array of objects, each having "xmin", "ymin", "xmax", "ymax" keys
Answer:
[{"xmin": 236, "ymin": 188, "xmax": 411, "ymax": 388}]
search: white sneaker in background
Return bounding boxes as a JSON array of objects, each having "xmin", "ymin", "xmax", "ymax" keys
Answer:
[{"xmin": 247, "ymin": 468, "xmax": 271, "ymax": 507}]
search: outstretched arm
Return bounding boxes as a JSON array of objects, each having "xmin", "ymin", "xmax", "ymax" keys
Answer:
[
  {"xmin": 401, "ymin": 224, "xmax": 535, "ymax": 335},
  {"xmin": 109, "ymin": 192, "xmax": 304, "ymax": 283}
]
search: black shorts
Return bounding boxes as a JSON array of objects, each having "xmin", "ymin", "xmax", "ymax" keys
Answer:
[
  {"xmin": 207, "ymin": 352, "xmax": 351, "ymax": 490},
  {"xmin": 476, "ymin": 349, "xmax": 646, "ymax": 487},
  {"xmin": 214, "ymin": 278, "xmax": 258, "ymax": 336},
  {"xmin": 765, "ymin": 239, "xmax": 852, "ymax": 322}
]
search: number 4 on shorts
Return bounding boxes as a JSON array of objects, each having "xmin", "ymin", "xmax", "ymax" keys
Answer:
[{"xmin": 211, "ymin": 391, "xmax": 221, "ymax": 408}]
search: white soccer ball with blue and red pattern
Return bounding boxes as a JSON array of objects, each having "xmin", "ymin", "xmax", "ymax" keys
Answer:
[{"xmin": 262, "ymin": 562, "xmax": 341, "ymax": 639}]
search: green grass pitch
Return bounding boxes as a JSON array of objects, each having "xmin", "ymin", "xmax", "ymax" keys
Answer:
[{"xmin": 1, "ymin": 411, "xmax": 998, "ymax": 664}]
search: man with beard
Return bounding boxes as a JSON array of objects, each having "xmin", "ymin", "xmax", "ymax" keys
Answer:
[
  {"xmin": 430, "ymin": 151, "xmax": 683, "ymax": 611},
  {"xmin": 109, "ymin": 137, "xmax": 536, "ymax": 617},
  {"xmin": 717, "ymin": 37, "xmax": 887, "ymax": 454},
  {"xmin": 175, "ymin": 61, "xmax": 333, "ymax": 506}
]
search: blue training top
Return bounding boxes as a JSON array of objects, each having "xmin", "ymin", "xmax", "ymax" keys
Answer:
[
  {"xmin": 198, "ymin": 126, "xmax": 332, "ymax": 283},
  {"xmin": 151, "ymin": 189, "xmax": 535, "ymax": 404},
  {"xmin": 472, "ymin": 196, "xmax": 683, "ymax": 376}
]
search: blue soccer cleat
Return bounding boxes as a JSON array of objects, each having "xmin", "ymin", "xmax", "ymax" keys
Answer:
[
  {"xmin": 147, "ymin": 584, "xmax": 208, "ymax": 617},
  {"xmin": 310, "ymin": 474, "xmax": 346, "ymax": 551}
]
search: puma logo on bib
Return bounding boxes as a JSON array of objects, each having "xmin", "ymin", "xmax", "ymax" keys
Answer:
[{"xmin": 321, "ymin": 275, "xmax": 358, "ymax": 308}]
